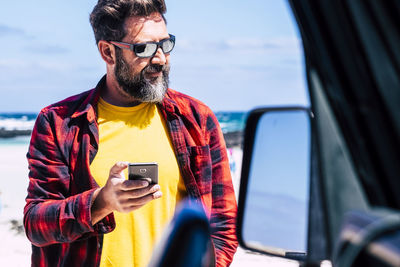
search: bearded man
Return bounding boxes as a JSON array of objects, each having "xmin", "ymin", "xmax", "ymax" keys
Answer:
[{"xmin": 23, "ymin": 0, "xmax": 238, "ymax": 266}]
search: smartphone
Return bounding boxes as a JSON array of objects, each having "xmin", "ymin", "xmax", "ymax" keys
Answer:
[{"xmin": 128, "ymin": 162, "xmax": 158, "ymax": 184}]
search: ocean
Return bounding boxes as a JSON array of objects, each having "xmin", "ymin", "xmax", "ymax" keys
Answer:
[
  {"xmin": 0, "ymin": 113, "xmax": 37, "ymax": 131},
  {"xmin": 0, "ymin": 111, "xmax": 247, "ymax": 142},
  {"xmin": 215, "ymin": 111, "xmax": 247, "ymax": 134}
]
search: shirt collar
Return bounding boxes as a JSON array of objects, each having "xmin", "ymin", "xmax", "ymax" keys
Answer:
[
  {"xmin": 70, "ymin": 75, "xmax": 105, "ymax": 122},
  {"xmin": 161, "ymin": 90, "xmax": 178, "ymax": 114}
]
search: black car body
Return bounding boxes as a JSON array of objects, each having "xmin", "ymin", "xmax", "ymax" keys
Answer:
[{"xmin": 238, "ymin": 0, "xmax": 400, "ymax": 266}]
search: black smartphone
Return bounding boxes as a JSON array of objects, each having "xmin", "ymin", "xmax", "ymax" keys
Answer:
[{"xmin": 128, "ymin": 162, "xmax": 158, "ymax": 184}]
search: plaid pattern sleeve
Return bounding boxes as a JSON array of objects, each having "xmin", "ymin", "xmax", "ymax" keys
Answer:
[
  {"xmin": 24, "ymin": 85, "xmax": 115, "ymax": 267},
  {"xmin": 24, "ymin": 110, "xmax": 98, "ymax": 245}
]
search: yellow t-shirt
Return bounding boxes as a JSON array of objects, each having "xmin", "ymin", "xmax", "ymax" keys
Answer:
[{"xmin": 90, "ymin": 98, "xmax": 187, "ymax": 267}]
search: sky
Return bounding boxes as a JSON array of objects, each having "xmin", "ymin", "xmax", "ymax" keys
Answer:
[{"xmin": 0, "ymin": 0, "xmax": 308, "ymax": 113}]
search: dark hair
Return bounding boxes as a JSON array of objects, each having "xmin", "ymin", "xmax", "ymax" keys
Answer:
[{"xmin": 90, "ymin": 0, "xmax": 167, "ymax": 44}]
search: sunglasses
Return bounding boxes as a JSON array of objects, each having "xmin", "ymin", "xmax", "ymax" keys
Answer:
[{"xmin": 110, "ymin": 34, "xmax": 175, "ymax": 58}]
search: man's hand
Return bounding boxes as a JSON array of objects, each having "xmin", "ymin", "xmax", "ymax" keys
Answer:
[{"xmin": 91, "ymin": 162, "xmax": 162, "ymax": 225}]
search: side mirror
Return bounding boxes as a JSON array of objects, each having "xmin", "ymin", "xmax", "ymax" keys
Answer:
[{"xmin": 237, "ymin": 107, "xmax": 311, "ymax": 261}]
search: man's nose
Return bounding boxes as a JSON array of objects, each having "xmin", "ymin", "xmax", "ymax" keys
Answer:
[{"xmin": 150, "ymin": 47, "xmax": 167, "ymax": 65}]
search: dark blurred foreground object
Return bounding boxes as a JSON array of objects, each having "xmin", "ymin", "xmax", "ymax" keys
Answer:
[
  {"xmin": 149, "ymin": 200, "xmax": 215, "ymax": 267},
  {"xmin": 334, "ymin": 209, "xmax": 400, "ymax": 267}
]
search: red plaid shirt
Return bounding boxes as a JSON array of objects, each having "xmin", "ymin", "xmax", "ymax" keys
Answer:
[{"xmin": 24, "ymin": 76, "xmax": 238, "ymax": 267}]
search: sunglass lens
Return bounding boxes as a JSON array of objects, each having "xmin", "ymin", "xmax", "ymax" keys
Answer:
[
  {"xmin": 135, "ymin": 43, "xmax": 157, "ymax": 57},
  {"xmin": 162, "ymin": 39, "xmax": 175, "ymax": 53}
]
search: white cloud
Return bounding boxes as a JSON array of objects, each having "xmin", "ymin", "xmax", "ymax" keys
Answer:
[
  {"xmin": 0, "ymin": 59, "xmax": 71, "ymax": 72},
  {"xmin": 24, "ymin": 44, "xmax": 69, "ymax": 55},
  {"xmin": 0, "ymin": 24, "xmax": 26, "ymax": 37}
]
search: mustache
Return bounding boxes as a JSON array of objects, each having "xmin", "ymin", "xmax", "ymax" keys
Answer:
[{"xmin": 144, "ymin": 64, "xmax": 168, "ymax": 74}]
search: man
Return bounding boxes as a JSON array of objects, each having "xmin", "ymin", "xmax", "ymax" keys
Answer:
[{"xmin": 23, "ymin": 0, "xmax": 238, "ymax": 266}]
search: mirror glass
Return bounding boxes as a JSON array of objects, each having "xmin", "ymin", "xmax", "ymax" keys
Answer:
[{"xmin": 242, "ymin": 109, "xmax": 311, "ymax": 257}]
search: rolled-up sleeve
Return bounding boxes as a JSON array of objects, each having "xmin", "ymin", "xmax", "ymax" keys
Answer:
[{"xmin": 24, "ymin": 111, "xmax": 114, "ymax": 247}]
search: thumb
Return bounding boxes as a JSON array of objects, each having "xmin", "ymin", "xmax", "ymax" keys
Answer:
[{"xmin": 109, "ymin": 161, "xmax": 128, "ymax": 178}]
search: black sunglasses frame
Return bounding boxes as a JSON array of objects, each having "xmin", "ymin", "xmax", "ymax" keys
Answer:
[{"xmin": 110, "ymin": 34, "xmax": 175, "ymax": 58}]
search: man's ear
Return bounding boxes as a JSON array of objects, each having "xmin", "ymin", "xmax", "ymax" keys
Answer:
[{"xmin": 98, "ymin": 40, "xmax": 116, "ymax": 65}]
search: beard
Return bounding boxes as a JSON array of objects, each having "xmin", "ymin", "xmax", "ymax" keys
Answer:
[{"xmin": 114, "ymin": 49, "xmax": 170, "ymax": 103}]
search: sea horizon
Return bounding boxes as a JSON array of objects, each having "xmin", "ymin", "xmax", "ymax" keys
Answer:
[{"xmin": 0, "ymin": 111, "xmax": 247, "ymax": 139}]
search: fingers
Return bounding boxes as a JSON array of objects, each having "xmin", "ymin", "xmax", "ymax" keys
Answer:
[
  {"xmin": 109, "ymin": 161, "xmax": 128, "ymax": 177},
  {"xmin": 121, "ymin": 179, "xmax": 149, "ymax": 190},
  {"xmin": 120, "ymin": 184, "xmax": 161, "ymax": 199},
  {"xmin": 119, "ymin": 190, "xmax": 163, "ymax": 213},
  {"xmin": 103, "ymin": 162, "xmax": 162, "ymax": 214}
]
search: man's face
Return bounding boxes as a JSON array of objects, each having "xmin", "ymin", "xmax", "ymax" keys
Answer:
[{"xmin": 114, "ymin": 13, "xmax": 170, "ymax": 103}]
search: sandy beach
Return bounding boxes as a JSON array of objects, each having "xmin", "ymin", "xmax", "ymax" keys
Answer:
[
  {"xmin": 0, "ymin": 141, "xmax": 300, "ymax": 266},
  {"xmin": 0, "ymin": 143, "xmax": 31, "ymax": 266}
]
